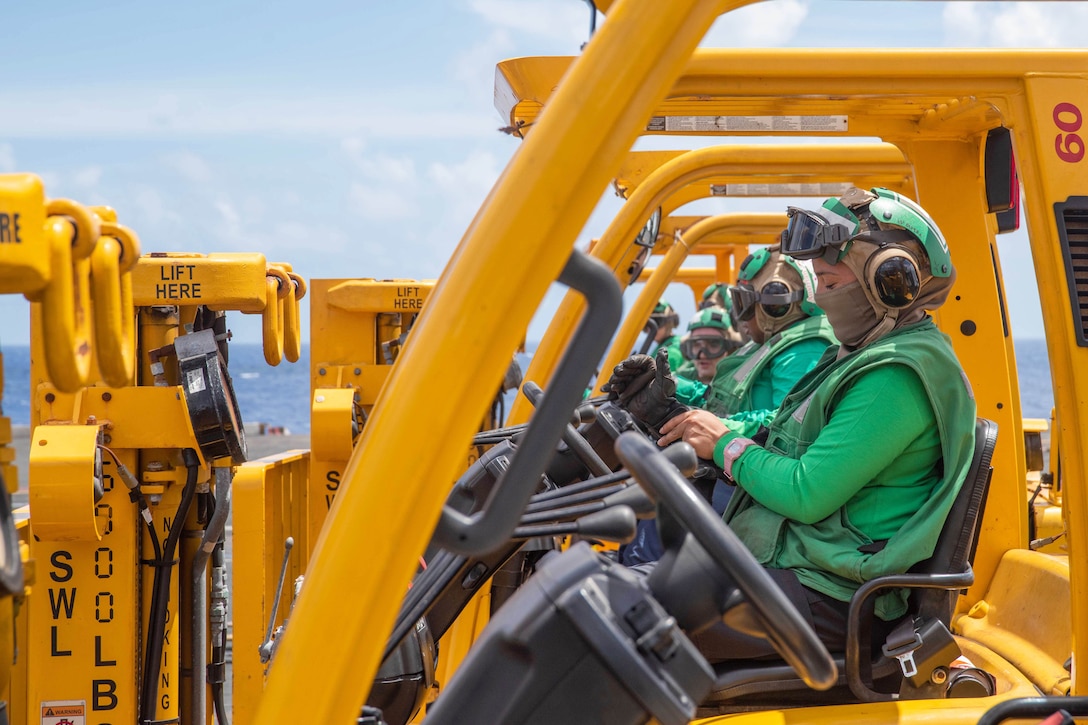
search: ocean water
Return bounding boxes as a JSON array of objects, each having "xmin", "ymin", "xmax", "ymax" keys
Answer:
[
  {"xmin": 3, "ymin": 343, "xmax": 313, "ymax": 434},
  {"xmin": 0, "ymin": 339, "xmax": 1057, "ymax": 434}
]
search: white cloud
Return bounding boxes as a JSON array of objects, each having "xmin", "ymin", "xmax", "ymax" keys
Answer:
[
  {"xmin": 0, "ymin": 143, "xmax": 14, "ymax": 173},
  {"xmin": 452, "ymin": 28, "xmax": 516, "ymax": 98},
  {"xmin": 469, "ymin": 0, "xmax": 587, "ymax": 46},
  {"xmin": 427, "ymin": 150, "xmax": 501, "ymax": 198},
  {"xmin": 130, "ymin": 185, "xmax": 170, "ymax": 226},
  {"xmin": 215, "ymin": 198, "xmax": 241, "ymax": 226},
  {"xmin": 72, "ymin": 166, "xmax": 103, "ymax": 187},
  {"xmin": 943, "ymin": 3, "xmax": 1088, "ymax": 47},
  {"xmin": 348, "ymin": 182, "xmax": 418, "ymax": 220},
  {"xmin": 163, "ymin": 150, "xmax": 213, "ymax": 183},
  {"xmin": 348, "ymin": 151, "xmax": 416, "ymax": 183},
  {"xmin": 702, "ymin": 0, "xmax": 809, "ymax": 47},
  {"xmin": 0, "ymin": 88, "xmax": 495, "ymax": 140}
]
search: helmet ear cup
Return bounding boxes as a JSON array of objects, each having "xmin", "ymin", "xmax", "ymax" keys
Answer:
[
  {"xmin": 865, "ymin": 246, "xmax": 923, "ymax": 309},
  {"xmin": 759, "ymin": 281, "xmax": 792, "ymax": 318}
]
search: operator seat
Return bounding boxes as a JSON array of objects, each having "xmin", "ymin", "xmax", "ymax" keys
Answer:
[{"xmin": 702, "ymin": 417, "xmax": 998, "ymax": 712}]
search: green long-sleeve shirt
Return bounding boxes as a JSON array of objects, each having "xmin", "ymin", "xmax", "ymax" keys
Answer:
[
  {"xmin": 673, "ymin": 336, "xmax": 829, "ymax": 436},
  {"xmin": 719, "ymin": 363, "xmax": 941, "ymax": 541}
]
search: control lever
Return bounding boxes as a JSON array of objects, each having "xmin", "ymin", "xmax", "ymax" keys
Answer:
[
  {"xmin": 258, "ymin": 536, "xmax": 294, "ymax": 664},
  {"xmin": 512, "ymin": 505, "xmax": 637, "ymax": 543}
]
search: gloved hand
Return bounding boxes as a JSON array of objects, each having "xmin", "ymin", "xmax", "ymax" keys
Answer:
[{"xmin": 601, "ymin": 348, "xmax": 688, "ymax": 435}]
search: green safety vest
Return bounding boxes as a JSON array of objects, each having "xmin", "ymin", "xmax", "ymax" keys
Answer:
[
  {"xmin": 723, "ymin": 319, "xmax": 977, "ymax": 620},
  {"xmin": 705, "ymin": 316, "xmax": 836, "ymax": 417}
]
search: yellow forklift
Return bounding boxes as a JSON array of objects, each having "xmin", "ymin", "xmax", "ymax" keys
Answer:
[
  {"xmin": 8, "ymin": 2, "xmax": 1088, "ymax": 725},
  {"xmin": 248, "ymin": 3, "xmax": 1088, "ymax": 725}
]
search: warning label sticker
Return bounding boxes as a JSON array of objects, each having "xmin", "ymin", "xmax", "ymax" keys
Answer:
[
  {"xmin": 710, "ymin": 182, "xmax": 853, "ymax": 197},
  {"xmin": 186, "ymin": 367, "xmax": 207, "ymax": 394},
  {"xmin": 647, "ymin": 115, "xmax": 848, "ymax": 133},
  {"xmin": 41, "ymin": 700, "xmax": 85, "ymax": 725}
]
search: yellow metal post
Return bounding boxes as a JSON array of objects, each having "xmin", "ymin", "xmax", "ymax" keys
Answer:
[{"xmin": 255, "ymin": 2, "xmax": 747, "ymax": 722}]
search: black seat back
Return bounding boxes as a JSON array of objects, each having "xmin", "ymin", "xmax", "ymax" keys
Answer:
[{"xmin": 911, "ymin": 417, "xmax": 998, "ymax": 621}]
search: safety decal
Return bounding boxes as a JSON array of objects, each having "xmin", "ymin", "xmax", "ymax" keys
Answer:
[
  {"xmin": 41, "ymin": 699, "xmax": 85, "ymax": 725},
  {"xmin": 186, "ymin": 367, "xmax": 207, "ymax": 394}
]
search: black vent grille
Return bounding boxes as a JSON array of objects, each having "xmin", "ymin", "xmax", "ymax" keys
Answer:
[{"xmin": 1057, "ymin": 198, "xmax": 1088, "ymax": 347}]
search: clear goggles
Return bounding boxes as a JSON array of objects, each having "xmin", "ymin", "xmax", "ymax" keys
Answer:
[
  {"xmin": 780, "ymin": 206, "xmax": 854, "ymax": 261},
  {"xmin": 729, "ymin": 282, "xmax": 803, "ymax": 322},
  {"xmin": 680, "ymin": 336, "xmax": 739, "ymax": 360}
]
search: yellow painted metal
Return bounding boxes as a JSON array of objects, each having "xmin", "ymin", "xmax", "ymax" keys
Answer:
[
  {"xmin": 496, "ymin": 49, "xmax": 1088, "ymax": 139},
  {"xmin": 310, "ymin": 388, "xmax": 356, "ymax": 462},
  {"xmin": 613, "ymin": 149, "xmax": 915, "ymax": 205},
  {"xmin": 39, "ymin": 220, "xmax": 94, "ymax": 393},
  {"xmin": 262, "ymin": 276, "xmax": 284, "ymax": 366},
  {"xmin": 0, "ymin": 173, "xmax": 51, "ymax": 295},
  {"xmin": 90, "ymin": 233, "xmax": 138, "ymax": 388},
  {"xmin": 26, "ymin": 442, "xmax": 140, "ymax": 725},
  {"xmin": 955, "ymin": 549, "xmax": 1071, "ymax": 696},
  {"xmin": 597, "ymin": 212, "xmax": 784, "ymax": 392},
  {"xmin": 306, "ymin": 278, "xmax": 435, "ymax": 551},
  {"xmin": 902, "ymin": 139, "xmax": 1026, "ymax": 609},
  {"xmin": 271, "ymin": 263, "xmax": 303, "ymax": 364},
  {"xmin": 513, "ymin": 143, "xmax": 918, "ymax": 424},
  {"xmin": 232, "ymin": 450, "xmax": 311, "ymax": 725},
  {"xmin": 29, "ymin": 425, "xmax": 103, "ymax": 542},
  {"xmin": 35, "ymin": 386, "xmax": 199, "ymax": 448},
  {"xmin": 255, "ymin": 2, "xmax": 747, "ymax": 721},
  {"xmin": 132, "ymin": 253, "xmax": 269, "ymax": 311},
  {"xmin": 45, "ymin": 197, "xmax": 100, "ymax": 261}
]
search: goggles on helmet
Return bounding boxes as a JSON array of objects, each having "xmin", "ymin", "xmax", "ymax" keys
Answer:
[
  {"xmin": 680, "ymin": 335, "xmax": 737, "ymax": 360},
  {"xmin": 729, "ymin": 282, "xmax": 804, "ymax": 322},
  {"xmin": 780, "ymin": 202, "xmax": 858, "ymax": 262}
]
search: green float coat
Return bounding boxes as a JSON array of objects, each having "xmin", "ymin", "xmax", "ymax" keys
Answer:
[
  {"xmin": 673, "ymin": 316, "xmax": 836, "ymax": 434},
  {"xmin": 716, "ymin": 319, "xmax": 977, "ymax": 621}
]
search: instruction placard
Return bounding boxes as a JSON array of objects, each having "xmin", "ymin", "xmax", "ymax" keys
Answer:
[{"xmin": 41, "ymin": 700, "xmax": 85, "ymax": 725}]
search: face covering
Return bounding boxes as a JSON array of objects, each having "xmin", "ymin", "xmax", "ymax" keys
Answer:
[{"xmin": 814, "ymin": 281, "xmax": 891, "ymax": 349}]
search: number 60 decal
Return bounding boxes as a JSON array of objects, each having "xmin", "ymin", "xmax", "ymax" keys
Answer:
[{"xmin": 1054, "ymin": 102, "xmax": 1084, "ymax": 163}]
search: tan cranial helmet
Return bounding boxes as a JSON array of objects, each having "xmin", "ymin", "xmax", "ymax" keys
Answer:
[
  {"xmin": 739, "ymin": 246, "xmax": 819, "ymax": 338},
  {"xmin": 836, "ymin": 187, "xmax": 957, "ymax": 337}
]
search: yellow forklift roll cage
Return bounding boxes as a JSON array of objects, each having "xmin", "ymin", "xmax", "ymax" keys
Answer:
[{"xmin": 255, "ymin": 21, "xmax": 1087, "ymax": 725}]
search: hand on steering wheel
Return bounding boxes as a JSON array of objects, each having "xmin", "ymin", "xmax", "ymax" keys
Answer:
[{"xmin": 614, "ymin": 431, "xmax": 837, "ymax": 691}]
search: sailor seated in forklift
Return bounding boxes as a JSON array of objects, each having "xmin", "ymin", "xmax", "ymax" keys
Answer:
[
  {"xmin": 673, "ymin": 306, "xmax": 744, "ymax": 383},
  {"xmin": 611, "ymin": 187, "xmax": 976, "ymax": 663},
  {"xmin": 611, "ymin": 246, "xmax": 835, "ymax": 566},
  {"xmin": 615, "ymin": 245, "xmax": 836, "ymax": 439},
  {"xmin": 620, "ymin": 306, "xmax": 742, "ymax": 565},
  {"xmin": 700, "ymin": 281, "xmax": 733, "ymax": 311}
]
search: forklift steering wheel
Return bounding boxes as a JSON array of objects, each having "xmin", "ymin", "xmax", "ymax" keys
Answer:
[{"xmin": 614, "ymin": 431, "xmax": 838, "ymax": 691}]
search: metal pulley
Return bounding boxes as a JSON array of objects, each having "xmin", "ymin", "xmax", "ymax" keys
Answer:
[{"xmin": 174, "ymin": 328, "xmax": 248, "ymax": 463}]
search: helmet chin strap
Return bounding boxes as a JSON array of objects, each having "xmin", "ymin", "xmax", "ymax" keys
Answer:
[{"xmin": 851, "ymin": 310, "xmax": 898, "ymax": 351}]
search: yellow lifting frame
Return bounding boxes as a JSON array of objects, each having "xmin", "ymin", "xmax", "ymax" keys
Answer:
[
  {"xmin": 511, "ymin": 142, "xmax": 916, "ymax": 424},
  {"xmin": 253, "ymin": 2, "xmax": 750, "ymax": 722},
  {"xmin": 596, "ymin": 212, "xmax": 786, "ymax": 394}
]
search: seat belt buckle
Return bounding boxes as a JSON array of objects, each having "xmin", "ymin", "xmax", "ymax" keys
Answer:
[{"xmin": 883, "ymin": 631, "xmax": 923, "ymax": 679}]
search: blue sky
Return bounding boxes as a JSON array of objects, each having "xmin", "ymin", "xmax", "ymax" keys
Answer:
[{"xmin": 2, "ymin": 1, "xmax": 1083, "ymax": 347}]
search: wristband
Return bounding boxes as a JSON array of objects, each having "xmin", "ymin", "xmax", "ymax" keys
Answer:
[{"xmin": 719, "ymin": 436, "xmax": 755, "ymax": 480}]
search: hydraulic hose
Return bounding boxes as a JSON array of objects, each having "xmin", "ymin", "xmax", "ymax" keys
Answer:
[
  {"xmin": 141, "ymin": 449, "xmax": 200, "ymax": 725},
  {"xmin": 190, "ymin": 466, "xmax": 232, "ymax": 725}
]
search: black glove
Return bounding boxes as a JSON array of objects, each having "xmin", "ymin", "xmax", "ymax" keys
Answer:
[{"xmin": 602, "ymin": 348, "xmax": 688, "ymax": 435}]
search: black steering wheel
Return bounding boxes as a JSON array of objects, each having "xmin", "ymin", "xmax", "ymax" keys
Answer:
[{"xmin": 614, "ymin": 431, "xmax": 837, "ymax": 691}]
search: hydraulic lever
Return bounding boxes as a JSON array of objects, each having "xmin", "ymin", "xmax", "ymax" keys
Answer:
[{"xmin": 259, "ymin": 536, "xmax": 295, "ymax": 664}]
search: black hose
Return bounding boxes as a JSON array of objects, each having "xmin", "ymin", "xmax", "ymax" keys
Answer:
[
  {"xmin": 140, "ymin": 449, "xmax": 200, "ymax": 725},
  {"xmin": 209, "ymin": 534, "xmax": 230, "ymax": 725}
]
